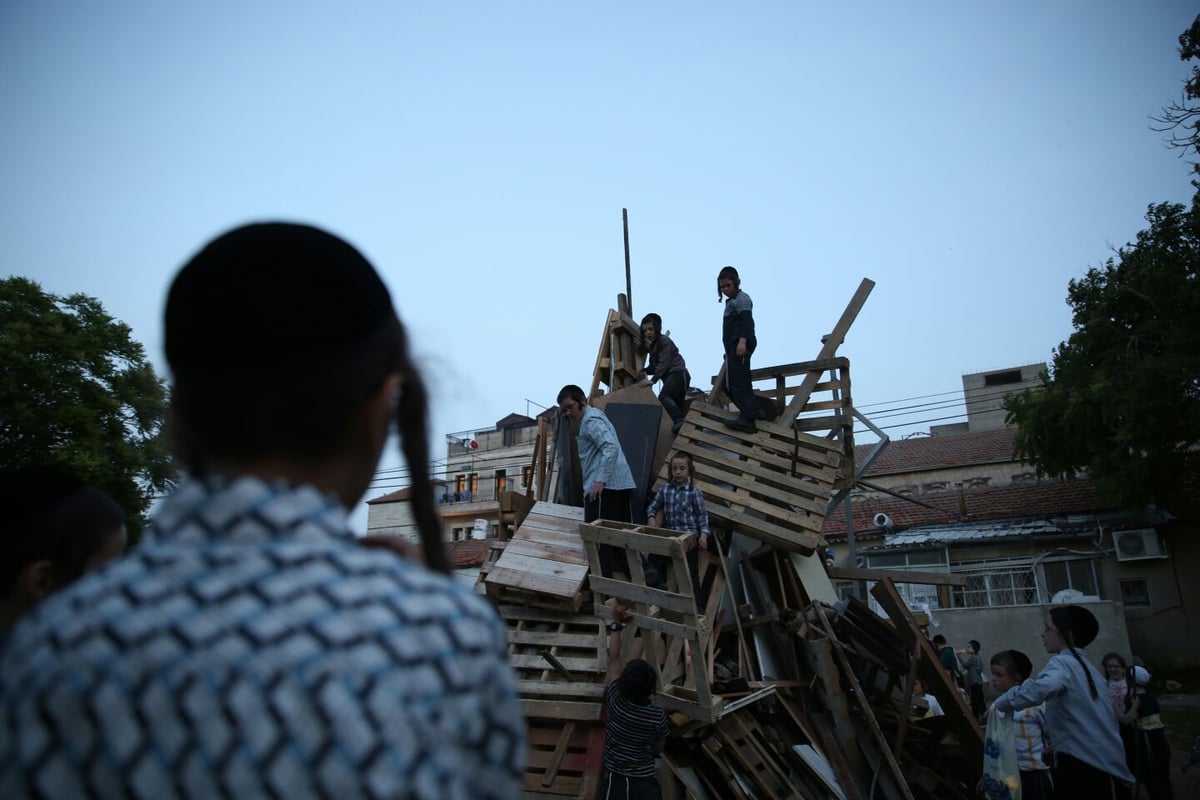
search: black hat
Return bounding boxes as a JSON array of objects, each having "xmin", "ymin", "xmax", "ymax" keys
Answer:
[
  {"xmin": 165, "ymin": 222, "xmax": 400, "ymax": 398},
  {"xmin": 1051, "ymin": 605, "xmax": 1100, "ymax": 648}
]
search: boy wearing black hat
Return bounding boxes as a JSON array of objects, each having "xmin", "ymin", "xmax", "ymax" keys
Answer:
[
  {"xmin": 0, "ymin": 223, "xmax": 526, "ymax": 799},
  {"xmin": 993, "ymin": 605, "xmax": 1134, "ymax": 798}
]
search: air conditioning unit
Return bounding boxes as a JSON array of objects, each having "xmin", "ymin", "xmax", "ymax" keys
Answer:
[{"xmin": 1114, "ymin": 529, "xmax": 1167, "ymax": 562}]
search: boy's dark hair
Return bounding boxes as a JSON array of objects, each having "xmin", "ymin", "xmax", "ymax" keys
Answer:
[
  {"xmin": 932, "ymin": 634, "xmax": 947, "ymax": 646},
  {"xmin": 716, "ymin": 265, "xmax": 741, "ymax": 300},
  {"xmin": 164, "ymin": 222, "xmax": 448, "ymax": 573},
  {"xmin": 556, "ymin": 384, "xmax": 587, "ymax": 406},
  {"xmin": 619, "ymin": 658, "xmax": 657, "ymax": 702},
  {"xmin": 990, "ymin": 649, "xmax": 1034, "ymax": 682},
  {"xmin": 969, "ymin": 639, "xmax": 981, "ymax": 653},
  {"xmin": 0, "ymin": 465, "xmax": 125, "ymax": 590},
  {"xmin": 669, "ymin": 451, "xmax": 695, "ymax": 480},
  {"xmin": 639, "ymin": 313, "xmax": 662, "ymax": 351}
]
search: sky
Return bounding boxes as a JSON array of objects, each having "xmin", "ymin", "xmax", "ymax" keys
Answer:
[{"xmin": 2, "ymin": 2, "xmax": 1196, "ymax": 531}]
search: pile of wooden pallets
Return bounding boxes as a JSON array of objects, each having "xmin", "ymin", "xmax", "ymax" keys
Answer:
[{"xmin": 478, "ymin": 278, "xmax": 984, "ymax": 799}]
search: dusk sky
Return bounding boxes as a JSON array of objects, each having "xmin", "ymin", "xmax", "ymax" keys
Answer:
[{"xmin": 3, "ymin": 2, "xmax": 1195, "ymax": 530}]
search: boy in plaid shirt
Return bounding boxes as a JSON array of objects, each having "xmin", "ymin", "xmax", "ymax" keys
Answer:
[{"xmin": 646, "ymin": 452, "xmax": 710, "ymax": 608}]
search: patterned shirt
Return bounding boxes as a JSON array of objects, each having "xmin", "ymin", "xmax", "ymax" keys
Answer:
[
  {"xmin": 0, "ymin": 476, "xmax": 525, "ymax": 800},
  {"xmin": 1012, "ymin": 704, "xmax": 1050, "ymax": 772},
  {"xmin": 646, "ymin": 480, "xmax": 709, "ymax": 536},
  {"xmin": 603, "ymin": 681, "xmax": 669, "ymax": 778},
  {"xmin": 578, "ymin": 405, "xmax": 636, "ymax": 494}
]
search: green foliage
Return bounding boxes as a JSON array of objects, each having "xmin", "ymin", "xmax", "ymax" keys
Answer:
[
  {"xmin": 1005, "ymin": 202, "xmax": 1200, "ymax": 507},
  {"xmin": 0, "ymin": 277, "xmax": 176, "ymax": 536}
]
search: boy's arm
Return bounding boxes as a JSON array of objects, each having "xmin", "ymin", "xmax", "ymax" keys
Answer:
[{"xmin": 605, "ymin": 604, "xmax": 632, "ymax": 684}]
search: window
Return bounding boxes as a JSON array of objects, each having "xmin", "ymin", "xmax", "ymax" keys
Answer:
[
  {"xmin": 494, "ymin": 469, "xmax": 507, "ymax": 499},
  {"xmin": 863, "ymin": 549, "xmax": 949, "ymax": 612},
  {"xmin": 523, "ymin": 465, "xmax": 534, "ymax": 489},
  {"xmin": 1119, "ymin": 579, "xmax": 1151, "ymax": 608},
  {"xmin": 468, "ymin": 473, "xmax": 478, "ymax": 494},
  {"xmin": 983, "ymin": 370, "xmax": 1023, "ymax": 386},
  {"xmin": 950, "ymin": 560, "xmax": 1038, "ymax": 608},
  {"xmin": 455, "ymin": 474, "xmax": 466, "ymax": 494},
  {"xmin": 1041, "ymin": 558, "xmax": 1099, "ymax": 600},
  {"xmin": 834, "ymin": 581, "xmax": 858, "ymax": 603}
]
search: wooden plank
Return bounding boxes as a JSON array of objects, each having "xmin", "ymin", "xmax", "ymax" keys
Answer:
[
  {"xmin": 521, "ymin": 699, "xmax": 603, "ymax": 721},
  {"xmin": 578, "ymin": 523, "xmax": 693, "ymax": 558},
  {"xmin": 705, "ymin": 505, "xmax": 826, "ymax": 551},
  {"xmin": 693, "ymin": 464, "xmax": 831, "ymax": 516},
  {"xmin": 779, "ymin": 278, "xmax": 875, "ymax": 426},
  {"xmin": 516, "ymin": 680, "xmax": 605, "ymax": 699},
  {"xmin": 676, "ymin": 424, "xmax": 844, "ymax": 470},
  {"xmin": 827, "ymin": 566, "xmax": 967, "ymax": 587},
  {"xmin": 870, "ymin": 578, "xmax": 984, "ymax": 766},
  {"xmin": 813, "ymin": 604, "xmax": 915, "ymax": 800},
  {"xmin": 587, "ymin": 576, "xmax": 697, "ymax": 615}
]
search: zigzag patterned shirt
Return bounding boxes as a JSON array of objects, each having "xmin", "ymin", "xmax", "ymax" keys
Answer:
[{"xmin": 0, "ymin": 476, "xmax": 525, "ymax": 800}]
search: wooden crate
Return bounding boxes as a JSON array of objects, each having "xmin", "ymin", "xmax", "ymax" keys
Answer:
[
  {"xmin": 665, "ymin": 402, "xmax": 838, "ymax": 554},
  {"xmin": 579, "ymin": 521, "xmax": 722, "ymax": 723}
]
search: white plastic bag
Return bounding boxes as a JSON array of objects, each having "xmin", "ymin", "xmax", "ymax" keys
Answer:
[{"xmin": 981, "ymin": 710, "xmax": 1021, "ymax": 800}]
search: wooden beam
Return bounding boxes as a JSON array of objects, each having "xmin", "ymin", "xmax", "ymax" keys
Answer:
[
  {"xmin": 826, "ymin": 566, "xmax": 967, "ymax": 587},
  {"xmin": 779, "ymin": 278, "xmax": 875, "ymax": 426}
]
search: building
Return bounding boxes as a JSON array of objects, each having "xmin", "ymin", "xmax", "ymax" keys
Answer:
[
  {"xmin": 366, "ymin": 410, "xmax": 551, "ymax": 543},
  {"xmin": 824, "ymin": 367, "xmax": 1199, "ymax": 672}
]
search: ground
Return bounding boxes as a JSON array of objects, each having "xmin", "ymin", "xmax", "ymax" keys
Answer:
[{"xmin": 1160, "ymin": 698, "xmax": 1200, "ymax": 797}]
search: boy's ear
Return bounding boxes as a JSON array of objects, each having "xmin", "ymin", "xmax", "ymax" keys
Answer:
[{"xmin": 16, "ymin": 560, "xmax": 58, "ymax": 602}]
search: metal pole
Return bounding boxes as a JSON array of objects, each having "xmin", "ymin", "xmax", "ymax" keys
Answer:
[
  {"xmin": 622, "ymin": 208, "xmax": 632, "ymax": 317},
  {"xmin": 844, "ymin": 493, "xmax": 862, "ymax": 601}
]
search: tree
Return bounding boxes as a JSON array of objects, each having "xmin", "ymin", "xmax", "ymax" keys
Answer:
[
  {"xmin": 0, "ymin": 277, "xmax": 176, "ymax": 535},
  {"xmin": 1151, "ymin": 14, "xmax": 1200, "ymax": 173},
  {"xmin": 1005, "ymin": 201, "xmax": 1200, "ymax": 507}
]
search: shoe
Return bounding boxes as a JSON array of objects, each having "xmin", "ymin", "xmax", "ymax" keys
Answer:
[
  {"xmin": 671, "ymin": 419, "xmax": 684, "ymax": 435},
  {"xmin": 724, "ymin": 416, "xmax": 757, "ymax": 433}
]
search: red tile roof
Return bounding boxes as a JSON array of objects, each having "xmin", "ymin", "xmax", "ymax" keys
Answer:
[
  {"xmin": 822, "ymin": 479, "xmax": 1120, "ymax": 541},
  {"xmin": 857, "ymin": 428, "xmax": 1019, "ymax": 476},
  {"xmin": 446, "ymin": 538, "xmax": 490, "ymax": 568}
]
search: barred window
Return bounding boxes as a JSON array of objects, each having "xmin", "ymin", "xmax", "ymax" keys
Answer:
[{"xmin": 950, "ymin": 558, "xmax": 1038, "ymax": 608}]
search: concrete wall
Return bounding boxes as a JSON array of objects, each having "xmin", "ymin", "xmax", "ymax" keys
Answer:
[
  {"xmin": 366, "ymin": 501, "xmax": 418, "ymax": 541},
  {"xmin": 962, "ymin": 364, "xmax": 1044, "ymax": 432},
  {"xmin": 1123, "ymin": 524, "xmax": 1200, "ymax": 672},
  {"xmin": 924, "ymin": 601, "xmax": 1129, "ymax": 701}
]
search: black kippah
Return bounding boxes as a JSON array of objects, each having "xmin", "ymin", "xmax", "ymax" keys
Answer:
[
  {"xmin": 0, "ymin": 465, "xmax": 85, "ymax": 535},
  {"xmin": 165, "ymin": 222, "xmax": 400, "ymax": 392}
]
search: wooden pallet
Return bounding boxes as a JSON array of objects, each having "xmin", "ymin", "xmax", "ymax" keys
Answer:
[
  {"xmin": 523, "ymin": 718, "xmax": 605, "ymax": 799},
  {"xmin": 499, "ymin": 490, "xmax": 536, "ymax": 541},
  {"xmin": 665, "ymin": 402, "xmax": 838, "ymax": 554},
  {"xmin": 714, "ymin": 711, "xmax": 803, "ymax": 800},
  {"xmin": 500, "ymin": 603, "xmax": 607, "ymax": 800},
  {"xmin": 501, "ymin": 604, "xmax": 607, "ymax": 721},
  {"xmin": 485, "ymin": 502, "xmax": 588, "ymax": 611},
  {"xmin": 589, "ymin": 295, "xmax": 645, "ymax": 400},
  {"xmin": 579, "ymin": 520, "xmax": 722, "ymax": 723}
]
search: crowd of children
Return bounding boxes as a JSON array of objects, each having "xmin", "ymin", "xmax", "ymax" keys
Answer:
[{"xmin": 910, "ymin": 604, "xmax": 1179, "ymax": 800}]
